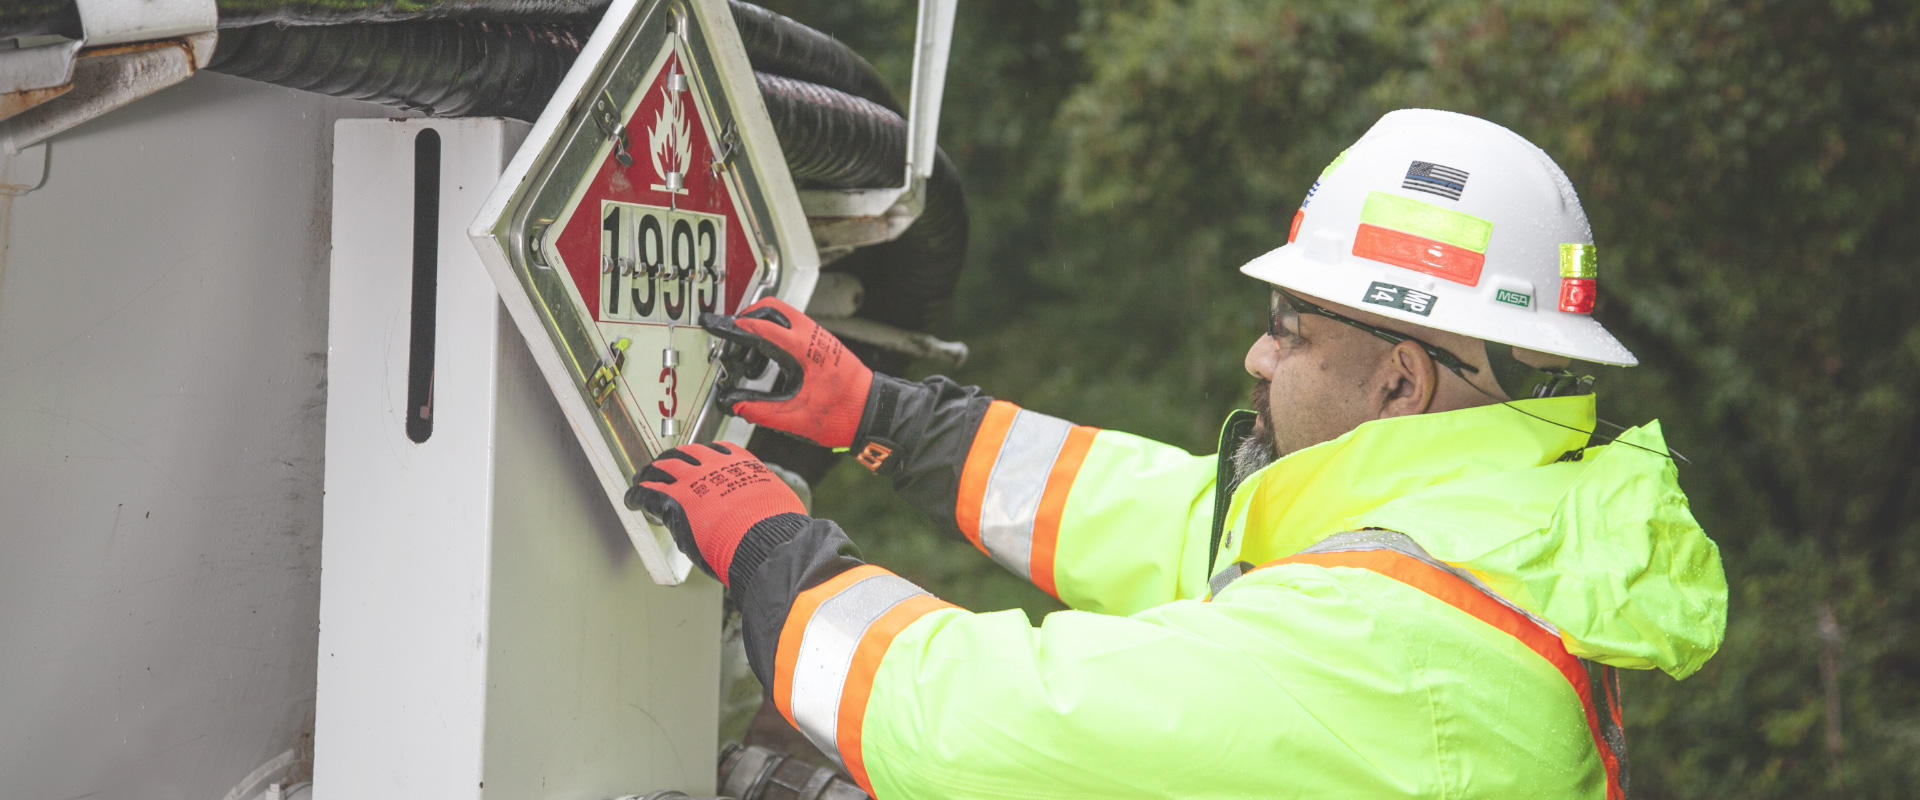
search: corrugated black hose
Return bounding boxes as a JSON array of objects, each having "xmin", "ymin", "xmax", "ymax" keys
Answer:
[
  {"xmin": 755, "ymin": 72, "xmax": 904, "ymax": 189},
  {"xmin": 201, "ymin": 10, "xmax": 966, "ymax": 330},
  {"xmin": 214, "ymin": 0, "xmax": 608, "ymax": 28},
  {"xmin": 728, "ymin": 1, "xmax": 899, "ymax": 114},
  {"xmin": 201, "ymin": 20, "xmax": 967, "ymax": 283},
  {"xmin": 5, "ymin": 0, "xmax": 895, "ymax": 119},
  {"xmin": 208, "ymin": 21, "xmax": 582, "ymax": 121}
]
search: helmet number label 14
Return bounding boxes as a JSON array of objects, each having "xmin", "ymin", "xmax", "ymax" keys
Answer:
[{"xmin": 1363, "ymin": 281, "xmax": 1438, "ymax": 316}]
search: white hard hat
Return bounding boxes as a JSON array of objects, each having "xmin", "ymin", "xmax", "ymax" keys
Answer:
[{"xmin": 1240, "ymin": 108, "xmax": 1637, "ymax": 366}]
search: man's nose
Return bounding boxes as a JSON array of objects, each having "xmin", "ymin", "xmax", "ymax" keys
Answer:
[{"xmin": 1245, "ymin": 335, "xmax": 1276, "ymax": 379}]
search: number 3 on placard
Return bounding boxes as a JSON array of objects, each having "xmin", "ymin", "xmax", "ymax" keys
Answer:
[{"xmin": 658, "ymin": 365, "xmax": 678, "ymax": 418}]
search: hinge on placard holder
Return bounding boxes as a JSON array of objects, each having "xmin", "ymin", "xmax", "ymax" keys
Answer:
[
  {"xmin": 710, "ymin": 121, "xmax": 738, "ymax": 175},
  {"xmin": 593, "ymin": 89, "xmax": 632, "ymax": 168},
  {"xmin": 588, "ymin": 337, "xmax": 631, "ymax": 404}
]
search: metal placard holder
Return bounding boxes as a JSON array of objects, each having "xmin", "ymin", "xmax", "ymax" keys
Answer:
[{"xmin": 469, "ymin": 0, "xmax": 820, "ymax": 585}]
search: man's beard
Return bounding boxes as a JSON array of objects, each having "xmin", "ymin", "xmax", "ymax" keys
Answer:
[{"xmin": 1229, "ymin": 379, "xmax": 1279, "ymax": 492}]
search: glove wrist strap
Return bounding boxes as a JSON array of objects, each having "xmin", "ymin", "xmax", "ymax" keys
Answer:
[
  {"xmin": 727, "ymin": 512, "xmax": 812, "ymax": 590},
  {"xmin": 850, "ymin": 373, "xmax": 907, "ymax": 473}
]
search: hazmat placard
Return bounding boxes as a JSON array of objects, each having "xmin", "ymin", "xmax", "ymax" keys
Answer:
[{"xmin": 470, "ymin": 0, "xmax": 819, "ymax": 585}]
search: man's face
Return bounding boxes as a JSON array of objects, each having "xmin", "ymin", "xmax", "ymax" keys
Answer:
[{"xmin": 1241, "ymin": 290, "xmax": 1404, "ymax": 460}]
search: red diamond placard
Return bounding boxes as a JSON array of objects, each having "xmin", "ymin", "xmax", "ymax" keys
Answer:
[
  {"xmin": 545, "ymin": 42, "xmax": 765, "ymax": 455},
  {"xmin": 470, "ymin": 0, "xmax": 819, "ymax": 584}
]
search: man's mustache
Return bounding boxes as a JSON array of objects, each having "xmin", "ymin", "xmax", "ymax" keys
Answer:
[{"xmin": 1249, "ymin": 379, "xmax": 1272, "ymax": 435}]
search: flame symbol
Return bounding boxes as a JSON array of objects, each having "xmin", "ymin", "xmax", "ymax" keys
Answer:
[{"xmin": 648, "ymin": 75, "xmax": 691, "ymax": 183}]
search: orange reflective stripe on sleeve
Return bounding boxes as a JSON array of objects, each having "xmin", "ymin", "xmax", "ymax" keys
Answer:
[
  {"xmin": 836, "ymin": 592, "xmax": 954, "ymax": 795},
  {"xmin": 1272, "ymin": 548, "xmax": 1627, "ymax": 800},
  {"xmin": 956, "ymin": 401, "xmax": 1019, "ymax": 555},
  {"xmin": 956, "ymin": 402, "xmax": 1097, "ymax": 587},
  {"xmin": 772, "ymin": 565, "xmax": 953, "ymax": 789},
  {"xmin": 1029, "ymin": 424, "xmax": 1097, "ymax": 599}
]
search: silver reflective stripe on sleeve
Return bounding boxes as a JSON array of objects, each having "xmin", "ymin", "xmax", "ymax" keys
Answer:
[
  {"xmin": 788, "ymin": 573, "xmax": 927, "ymax": 766},
  {"xmin": 977, "ymin": 409, "xmax": 1073, "ymax": 581}
]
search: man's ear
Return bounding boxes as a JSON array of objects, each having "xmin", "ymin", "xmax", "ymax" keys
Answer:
[{"xmin": 1377, "ymin": 341, "xmax": 1437, "ymax": 419}]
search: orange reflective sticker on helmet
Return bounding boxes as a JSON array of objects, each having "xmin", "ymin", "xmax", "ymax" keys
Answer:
[
  {"xmin": 1353, "ymin": 223, "xmax": 1486, "ymax": 286},
  {"xmin": 1288, "ymin": 208, "xmax": 1305, "ymax": 243}
]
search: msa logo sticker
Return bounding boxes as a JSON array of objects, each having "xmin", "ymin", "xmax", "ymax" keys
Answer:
[
  {"xmin": 1495, "ymin": 288, "xmax": 1531, "ymax": 308},
  {"xmin": 1363, "ymin": 281, "xmax": 1437, "ymax": 316}
]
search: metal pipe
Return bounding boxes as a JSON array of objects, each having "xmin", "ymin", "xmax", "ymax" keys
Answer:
[
  {"xmin": 816, "ymin": 315, "xmax": 967, "ymax": 369},
  {"xmin": 718, "ymin": 744, "xmax": 871, "ymax": 800}
]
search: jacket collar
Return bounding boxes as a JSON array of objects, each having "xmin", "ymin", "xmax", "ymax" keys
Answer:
[{"xmin": 1220, "ymin": 395, "xmax": 1595, "ymax": 567}]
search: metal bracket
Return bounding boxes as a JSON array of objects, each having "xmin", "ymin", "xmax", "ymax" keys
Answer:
[
  {"xmin": 795, "ymin": 0, "xmax": 956, "ymax": 257},
  {"xmin": 0, "ymin": 41, "xmax": 83, "ymax": 124},
  {"xmin": 0, "ymin": 32, "xmax": 218, "ymax": 155},
  {"xmin": 593, "ymin": 89, "xmax": 634, "ymax": 167},
  {"xmin": 0, "ymin": 0, "xmax": 218, "ymax": 153},
  {"xmin": 588, "ymin": 337, "xmax": 633, "ymax": 405},
  {"xmin": 75, "ymin": 0, "xmax": 218, "ymax": 47}
]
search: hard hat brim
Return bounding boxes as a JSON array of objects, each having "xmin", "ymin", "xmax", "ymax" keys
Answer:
[{"xmin": 1240, "ymin": 244, "xmax": 1640, "ymax": 367}]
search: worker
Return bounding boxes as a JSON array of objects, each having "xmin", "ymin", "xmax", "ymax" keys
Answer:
[{"xmin": 630, "ymin": 109, "xmax": 1727, "ymax": 799}]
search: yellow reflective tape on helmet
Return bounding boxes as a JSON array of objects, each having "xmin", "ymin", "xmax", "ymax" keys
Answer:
[
  {"xmin": 1359, "ymin": 191, "xmax": 1494, "ymax": 253},
  {"xmin": 1559, "ymin": 243, "xmax": 1599, "ymax": 278}
]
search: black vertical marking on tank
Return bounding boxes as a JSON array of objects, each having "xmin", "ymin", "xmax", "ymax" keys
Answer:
[{"xmin": 406, "ymin": 128, "xmax": 442, "ymax": 444}]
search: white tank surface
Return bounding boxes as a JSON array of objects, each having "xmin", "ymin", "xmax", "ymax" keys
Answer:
[{"xmin": 0, "ymin": 73, "xmax": 399, "ymax": 800}]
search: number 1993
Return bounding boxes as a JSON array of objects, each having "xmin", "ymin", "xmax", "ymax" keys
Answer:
[{"xmin": 599, "ymin": 200, "xmax": 725, "ymax": 323}]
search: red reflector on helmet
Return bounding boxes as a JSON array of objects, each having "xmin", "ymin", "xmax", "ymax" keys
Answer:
[
  {"xmin": 1288, "ymin": 209, "xmax": 1305, "ymax": 244},
  {"xmin": 1559, "ymin": 278, "xmax": 1596, "ymax": 313},
  {"xmin": 1352, "ymin": 223, "xmax": 1485, "ymax": 286}
]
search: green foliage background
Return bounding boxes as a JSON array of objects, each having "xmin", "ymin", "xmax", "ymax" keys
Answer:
[{"xmin": 758, "ymin": 1, "xmax": 1920, "ymax": 796}]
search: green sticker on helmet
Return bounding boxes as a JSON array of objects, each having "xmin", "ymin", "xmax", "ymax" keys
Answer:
[
  {"xmin": 1360, "ymin": 191, "xmax": 1494, "ymax": 252},
  {"xmin": 1495, "ymin": 289, "xmax": 1531, "ymax": 308},
  {"xmin": 1318, "ymin": 149, "xmax": 1350, "ymax": 180}
]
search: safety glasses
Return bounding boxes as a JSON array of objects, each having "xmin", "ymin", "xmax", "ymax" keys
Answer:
[{"xmin": 1269, "ymin": 287, "xmax": 1480, "ymax": 379}]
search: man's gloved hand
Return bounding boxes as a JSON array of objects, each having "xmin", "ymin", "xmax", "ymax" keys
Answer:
[
  {"xmin": 701, "ymin": 297, "xmax": 873, "ymax": 448},
  {"xmin": 625, "ymin": 442, "xmax": 810, "ymax": 587}
]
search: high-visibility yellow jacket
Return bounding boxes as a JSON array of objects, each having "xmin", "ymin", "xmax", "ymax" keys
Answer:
[{"xmin": 731, "ymin": 377, "xmax": 1727, "ymax": 799}]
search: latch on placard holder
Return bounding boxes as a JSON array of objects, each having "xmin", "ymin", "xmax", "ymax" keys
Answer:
[
  {"xmin": 594, "ymin": 89, "xmax": 633, "ymax": 168},
  {"xmin": 710, "ymin": 121, "xmax": 738, "ymax": 174},
  {"xmin": 588, "ymin": 337, "xmax": 632, "ymax": 404}
]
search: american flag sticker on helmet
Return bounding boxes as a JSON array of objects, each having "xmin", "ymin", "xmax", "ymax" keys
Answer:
[{"xmin": 1403, "ymin": 161, "xmax": 1469, "ymax": 200}]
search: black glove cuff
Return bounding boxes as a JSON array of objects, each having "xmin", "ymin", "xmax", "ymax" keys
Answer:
[
  {"xmin": 853, "ymin": 372, "xmax": 906, "ymax": 446},
  {"xmin": 848, "ymin": 373, "xmax": 913, "ymax": 475},
  {"xmin": 727, "ymin": 512, "xmax": 812, "ymax": 591}
]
